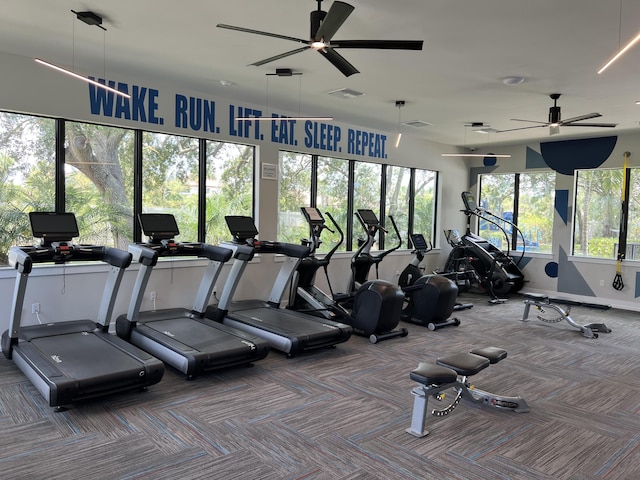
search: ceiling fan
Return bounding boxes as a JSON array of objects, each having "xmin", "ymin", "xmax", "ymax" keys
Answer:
[
  {"xmin": 499, "ymin": 93, "xmax": 617, "ymax": 135},
  {"xmin": 216, "ymin": 0, "xmax": 424, "ymax": 77}
]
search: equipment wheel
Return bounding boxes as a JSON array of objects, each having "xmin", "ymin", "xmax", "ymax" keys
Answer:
[
  {"xmin": 369, "ymin": 334, "xmax": 378, "ymax": 344},
  {"xmin": 427, "ymin": 323, "xmax": 436, "ymax": 331},
  {"xmin": 401, "ymin": 328, "xmax": 409, "ymax": 337}
]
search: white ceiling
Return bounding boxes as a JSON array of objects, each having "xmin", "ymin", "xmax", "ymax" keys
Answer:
[{"xmin": 3, "ymin": 0, "xmax": 640, "ymax": 149}]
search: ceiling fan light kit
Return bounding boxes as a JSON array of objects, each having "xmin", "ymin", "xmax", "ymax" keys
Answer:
[{"xmin": 217, "ymin": 0, "xmax": 424, "ymax": 77}]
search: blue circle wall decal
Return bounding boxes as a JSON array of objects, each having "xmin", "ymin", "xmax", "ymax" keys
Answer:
[
  {"xmin": 545, "ymin": 261, "xmax": 559, "ymax": 278},
  {"xmin": 483, "ymin": 156, "xmax": 497, "ymax": 166}
]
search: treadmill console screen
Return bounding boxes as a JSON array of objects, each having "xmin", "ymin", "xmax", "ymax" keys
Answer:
[
  {"xmin": 139, "ymin": 213, "xmax": 180, "ymax": 241},
  {"xmin": 461, "ymin": 191, "xmax": 478, "ymax": 212},
  {"xmin": 357, "ymin": 209, "xmax": 380, "ymax": 226},
  {"xmin": 29, "ymin": 212, "xmax": 79, "ymax": 242},
  {"xmin": 410, "ymin": 233, "xmax": 428, "ymax": 250},
  {"xmin": 302, "ymin": 207, "xmax": 324, "ymax": 223},
  {"xmin": 225, "ymin": 216, "xmax": 259, "ymax": 242}
]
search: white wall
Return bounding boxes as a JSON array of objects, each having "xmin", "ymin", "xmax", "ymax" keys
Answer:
[{"xmin": 0, "ymin": 50, "xmax": 470, "ymax": 333}]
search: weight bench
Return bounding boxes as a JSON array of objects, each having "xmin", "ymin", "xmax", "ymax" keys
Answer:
[
  {"xmin": 521, "ymin": 293, "xmax": 612, "ymax": 339},
  {"xmin": 406, "ymin": 346, "xmax": 529, "ymax": 438}
]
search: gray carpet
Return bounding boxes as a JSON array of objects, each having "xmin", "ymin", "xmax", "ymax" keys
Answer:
[{"xmin": 1, "ymin": 293, "xmax": 639, "ymax": 479}]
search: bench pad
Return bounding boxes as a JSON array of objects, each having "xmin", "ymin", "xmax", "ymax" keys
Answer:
[
  {"xmin": 437, "ymin": 352, "xmax": 490, "ymax": 376},
  {"xmin": 410, "ymin": 363, "xmax": 458, "ymax": 386}
]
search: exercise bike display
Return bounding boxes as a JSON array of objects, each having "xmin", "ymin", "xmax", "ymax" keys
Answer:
[
  {"xmin": 441, "ymin": 191, "xmax": 525, "ymax": 303},
  {"xmin": 288, "ymin": 207, "xmax": 407, "ymax": 344},
  {"xmin": 398, "ymin": 233, "xmax": 469, "ymax": 330}
]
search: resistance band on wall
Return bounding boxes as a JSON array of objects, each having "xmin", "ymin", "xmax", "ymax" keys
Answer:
[{"xmin": 613, "ymin": 151, "xmax": 631, "ymax": 291}]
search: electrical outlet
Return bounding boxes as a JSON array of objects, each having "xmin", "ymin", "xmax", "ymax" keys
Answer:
[
  {"xmin": 150, "ymin": 291, "xmax": 157, "ymax": 301},
  {"xmin": 599, "ymin": 279, "xmax": 605, "ymax": 287},
  {"xmin": 32, "ymin": 303, "xmax": 40, "ymax": 314}
]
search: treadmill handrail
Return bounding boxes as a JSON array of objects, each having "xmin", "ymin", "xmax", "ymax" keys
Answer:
[
  {"xmin": 140, "ymin": 240, "xmax": 234, "ymax": 263},
  {"xmin": 9, "ymin": 244, "xmax": 132, "ymax": 269},
  {"xmin": 8, "ymin": 246, "xmax": 33, "ymax": 273}
]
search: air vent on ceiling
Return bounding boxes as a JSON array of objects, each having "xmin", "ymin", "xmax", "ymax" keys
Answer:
[
  {"xmin": 402, "ymin": 120, "xmax": 432, "ymax": 128},
  {"xmin": 326, "ymin": 88, "xmax": 365, "ymax": 99}
]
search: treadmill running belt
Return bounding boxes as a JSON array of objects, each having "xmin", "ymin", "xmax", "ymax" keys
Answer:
[
  {"xmin": 144, "ymin": 317, "xmax": 259, "ymax": 352},
  {"xmin": 30, "ymin": 333, "xmax": 146, "ymax": 379}
]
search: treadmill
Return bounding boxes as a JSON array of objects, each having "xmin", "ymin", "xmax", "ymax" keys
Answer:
[
  {"xmin": 1, "ymin": 212, "xmax": 164, "ymax": 410},
  {"xmin": 115, "ymin": 213, "xmax": 270, "ymax": 379},
  {"xmin": 206, "ymin": 215, "xmax": 352, "ymax": 357}
]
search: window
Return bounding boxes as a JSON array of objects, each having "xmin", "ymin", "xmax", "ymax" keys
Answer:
[
  {"xmin": 573, "ymin": 168, "xmax": 621, "ymax": 258},
  {"xmin": 278, "ymin": 151, "xmax": 312, "ymax": 245},
  {"xmin": 626, "ymin": 169, "xmax": 640, "ymax": 259},
  {"xmin": 479, "ymin": 172, "xmax": 555, "ymax": 254},
  {"xmin": 517, "ymin": 172, "xmax": 555, "ymax": 253},
  {"xmin": 142, "ymin": 132, "xmax": 199, "ymax": 241},
  {"xmin": 0, "ymin": 112, "xmax": 56, "ymax": 265},
  {"xmin": 412, "ymin": 169, "xmax": 437, "ymax": 246},
  {"xmin": 385, "ymin": 166, "xmax": 411, "ymax": 248},
  {"xmin": 478, "ymin": 174, "xmax": 515, "ymax": 251},
  {"xmin": 65, "ymin": 122, "xmax": 134, "ymax": 248},
  {"xmin": 316, "ymin": 156, "xmax": 349, "ymax": 253},
  {"xmin": 205, "ymin": 141, "xmax": 254, "ymax": 245},
  {"xmin": 352, "ymin": 161, "xmax": 382, "ymax": 250}
]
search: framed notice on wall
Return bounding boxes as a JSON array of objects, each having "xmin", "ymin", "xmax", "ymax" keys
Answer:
[{"xmin": 261, "ymin": 163, "xmax": 278, "ymax": 180}]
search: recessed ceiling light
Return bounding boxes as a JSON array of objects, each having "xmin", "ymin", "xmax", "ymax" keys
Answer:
[
  {"xmin": 402, "ymin": 120, "xmax": 432, "ymax": 128},
  {"xmin": 326, "ymin": 88, "xmax": 365, "ymax": 99},
  {"xmin": 502, "ymin": 76, "xmax": 525, "ymax": 86},
  {"xmin": 219, "ymin": 80, "xmax": 236, "ymax": 87}
]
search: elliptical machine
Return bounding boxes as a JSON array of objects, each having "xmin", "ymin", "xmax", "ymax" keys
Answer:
[
  {"xmin": 355, "ymin": 212, "xmax": 461, "ymax": 331},
  {"xmin": 288, "ymin": 207, "xmax": 407, "ymax": 344},
  {"xmin": 441, "ymin": 191, "xmax": 525, "ymax": 304},
  {"xmin": 398, "ymin": 233, "xmax": 470, "ymax": 330}
]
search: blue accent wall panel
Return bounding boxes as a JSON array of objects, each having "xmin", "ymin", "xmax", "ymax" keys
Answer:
[
  {"xmin": 540, "ymin": 136, "xmax": 617, "ymax": 175},
  {"xmin": 557, "ymin": 246, "xmax": 595, "ymax": 297},
  {"xmin": 555, "ymin": 189, "xmax": 569, "ymax": 225},
  {"xmin": 525, "ymin": 146, "xmax": 546, "ymax": 169}
]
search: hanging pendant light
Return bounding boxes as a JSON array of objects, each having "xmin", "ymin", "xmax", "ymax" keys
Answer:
[{"xmin": 35, "ymin": 10, "xmax": 130, "ymax": 99}]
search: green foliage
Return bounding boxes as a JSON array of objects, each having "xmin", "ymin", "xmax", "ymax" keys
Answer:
[{"xmin": 576, "ymin": 237, "xmax": 617, "ymax": 259}]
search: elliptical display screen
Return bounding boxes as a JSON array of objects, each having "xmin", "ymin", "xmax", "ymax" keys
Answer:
[
  {"xmin": 29, "ymin": 212, "xmax": 79, "ymax": 241},
  {"xmin": 138, "ymin": 213, "xmax": 180, "ymax": 241},
  {"xmin": 461, "ymin": 191, "xmax": 478, "ymax": 212},
  {"xmin": 357, "ymin": 209, "xmax": 380, "ymax": 226},
  {"xmin": 302, "ymin": 207, "xmax": 324, "ymax": 223},
  {"xmin": 410, "ymin": 233, "xmax": 428, "ymax": 250}
]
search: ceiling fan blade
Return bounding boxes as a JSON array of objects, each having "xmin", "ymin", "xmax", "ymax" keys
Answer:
[
  {"xmin": 497, "ymin": 125, "xmax": 547, "ymax": 133},
  {"xmin": 563, "ymin": 122, "xmax": 618, "ymax": 128},
  {"xmin": 330, "ymin": 39, "xmax": 424, "ymax": 50},
  {"xmin": 319, "ymin": 47, "xmax": 359, "ymax": 76},
  {"xmin": 250, "ymin": 47, "xmax": 311, "ymax": 66},
  {"xmin": 315, "ymin": 1, "xmax": 355, "ymax": 42},
  {"xmin": 217, "ymin": 24, "xmax": 308, "ymax": 45},
  {"xmin": 510, "ymin": 118, "xmax": 550, "ymax": 125},
  {"xmin": 559, "ymin": 112, "xmax": 602, "ymax": 124}
]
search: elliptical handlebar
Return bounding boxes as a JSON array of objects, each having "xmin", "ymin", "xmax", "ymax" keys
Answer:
[
  {"xmin": 379, "ymin": 215, "xmax": 403, "ymax": 261},
  {"xmin": 323, "ymin": 211, "xmax": 344, "ymax": 261}
]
